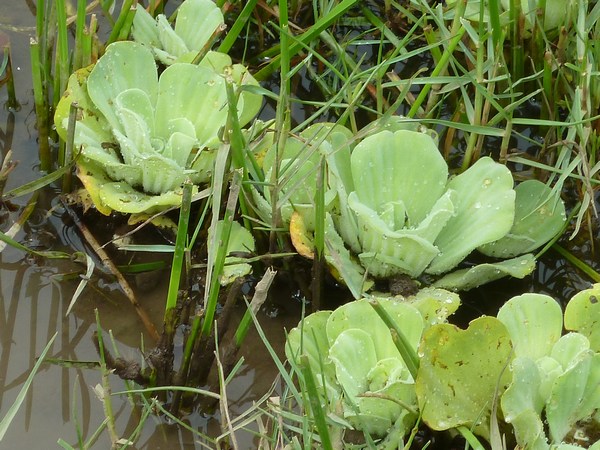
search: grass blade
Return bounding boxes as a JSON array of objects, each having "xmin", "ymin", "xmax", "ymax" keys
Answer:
[{"xmin": 0, "ymin": 333, "xmax": 57, "ymax": 441}]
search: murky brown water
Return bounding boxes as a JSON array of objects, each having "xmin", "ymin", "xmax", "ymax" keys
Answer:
[{"xmin": 0, "ymin": 1, "xmax": 599, "ymax": 449}]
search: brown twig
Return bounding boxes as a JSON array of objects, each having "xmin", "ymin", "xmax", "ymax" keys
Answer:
[{"xmin": 62, "ymin": 199, "xmax": 160, "ymax": 341}]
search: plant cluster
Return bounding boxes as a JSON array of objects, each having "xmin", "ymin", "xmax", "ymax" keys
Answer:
[
  {"xmin": 287, "ymin": 284, "xmax": 600, "ymax": 449},
  {"xmin": 54, "ymin": 0, "xmax": 261, "ymax": 215},
  {"xmin": 1, "ymin": 0, "xmax": 598, "ymax": 448},
  {"xmin": 252, "ymin": 120, "xmax": 566, "ymax": 296}
]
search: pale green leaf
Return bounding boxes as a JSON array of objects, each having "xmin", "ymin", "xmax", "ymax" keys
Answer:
[
  {"xmin": 158, "ymin": 15, "xmax": 188, "ymax": 61},
  {"xmin": 416, "ymin": 317, "xmax": 513, "ymax": 438},
  {"xmin": 285, "ymin": 311, "xmax": 340, "ymax": 403},
  {"xmin": 87, "ymin": 41, "xmax": 158, "ymax": 133},
  {"xmin": 351, "ymin": 130, "xmax": 448, "ymax": 225},
  {"xmin": 427, "ymin": 157, "xmax": 515, "ymax": 274},
  {"xmin": 329, "ymin": 329, "xmax": 378, "ymax": 398},
  {"xmin": 479, "ymin": 180, "xmax": 566, "ymax": 258},
  {"xmin": 154, "ymin": 63, "xmax": 228, "ymax": 149},
  {"xmin": 402, "ymin": 287, "xmax": 460, "ymax": 327},
  {"xmin": 77, "ymin": 159, "xmax": 190, "ymax": 215},
  {"xmin": 214, "ymin": 220, "xmax": 255, "ymax": 285},
  {"xmin": 501, "ymin": 357, "xmax": 547, "ymax": 449},
  {"xmin": 199, "ymin": 52, "xmax": 263, "ymax": 127},
  {"xmin": 564, "ymin": 284, "xmax": 600, "ymax": 352},
  {"xmin": 326, "ymin": 298, "xmax": 423, "ymax": 363},
  {"xmin": 536, "ymin": 356, "xmax": 564, "ymax": 403},
  {"xmin": 174, "ymin": 0, "xmax": 223, "ymax": 54},
  {"xmin": 547, "ymin": 354, "xmax": 600, "ymax": 442},
  {"xmin": 324, "ymin": 214, "xmax": 366, "ymax": 299},
  {"xmin": 80, "ymin": 145, "xmax": 143, "ymax": 188},
  {"xmin": 132, "ymin": 5, "xmax": 162, "ymax": 48},
  {"xmin": 114, "ymin": 88, "xmax": 156, "ymax": 138},
  {"xmin": 133, "ymin": 0, "xmax": 224, "ymax": 64},
  {"xmin": 348, "ymin": 192, "xmax": 439, "ymax": 278},
  {"xmin": 497, "ymin": 293, "xmax": 563, "ymax": 360},
  {"xmin": 55, "ymin": 65, "xmax": 109, "ymax": 142},
  {"xmin": 550, "ymin": 333, "xmax": 590, "ymax": 372},
  {"xmin": 326, "ymin": 131, "xmax": 360, "ymax": 253},
  {"xmin": 432, "ymin": 254, "xmax": 536, "ymax": 291}
]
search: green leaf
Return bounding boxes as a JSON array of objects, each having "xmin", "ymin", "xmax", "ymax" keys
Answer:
[
  {"xmin": 174, "ymin": 0, "xmax": 223, "ymax": 54},
  {"xmin": 327, "ymin": 300, "xmax": 422, "ymax": 437},
  {"xmin": 416, "ymin": 317, "xmax": 513, "ymax": 438},
  {"xmin": 326, "ymin": 131, "xmax": 360, "ymax": 253},
  {"xmin": 324, "ymin": 214, "xmax": 366, "ymax": 299},
  {"xmin": 200, "ymin": 52, "xmax": 263, "ymax": 127},
  {"xmin": 546, "ymin": 354, "xmax": 600, "ymax": 442},
  {"xmin": 133, "ymin": 0, "xmax": 224, "ymax": 65},
  {"xmin": 500, "ymin": 357, "xmax": 547, "ymax": 449},
  {"xmin": 350, "ymin": 192, "xmax": 441, "ymax": 278},
  {"xmin": 285, "ymin": 310, "xmax": 339, "ymax": 398},
  {"xmin": 330, "ymin": 329, "xmax": 379, "ymax": 398},
  {"xmin": 326, "ymin": 298, "xmax": 423, "ymax": 363},
  {"xmin": 87, "ymin": 41, "xmax": 158, "ymax": 133},
  {"xmin": 212, "ymin": 220, "xmax": 255, "ymax": 285},
  {"xmin": 77, "ymin": 158, "xmax": 191, "ymax": 215},
  {"xmin": 351, "ymin": 130, "xmax": 448, "ymax": 226},
  {"xmin": 564, "ymin": 284, "xmax": 600, "ymax": 352},
  {"xmin": 131, "ymin": 5, "xmax": 161, "ymax": 47},
  {"xmin": 433, "ymin": 254, "xmax": 536, "ymax": 291},
  {"xmin": 497, "ymin": 293, "xmax": 563, "ymax": 360},
  {"xmin": 55, "ymin": 65, "xmax": 110, "ymax": 143},
  {"xmin": 154, "ymin": 63, "xmax": 228, "ymax": 149},
  {"xmin": 402, "ymin": 287, "xmax": 460, "ymax": 327},
  {"xmin": 349, "ymin": 187, "xmax": 457, "ymax": 278},
  {"xmin": 479, "ymin": 180, "xmax": 566, "ymax": 258},
  {"xmin": 427, "ymin": 157, "xmax": 516, "ymax": 274}
]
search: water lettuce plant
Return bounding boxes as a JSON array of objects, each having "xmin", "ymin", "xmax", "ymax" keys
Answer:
[
  {"xmin": 287, "ymin": 285, "xmax": 600, "ymax": 448},
  {"xmin": 132, "ymin": 0, "xmax": 224, "ymax": 65},
  {"xmin": 417, "ymin": 285, "xmax": 600, "ymax": 449},
  {"xmin": 265, "ymin": 122, "xmax": 566, "ymax": 296},
  {"xmin": 285, "ymin": 288, "xmax": 460, "ymax": 444},
  {"xmin": 133, "ymin": 0, "xmax": 261, "ymax": 127},
  {"xmin": 55, "ymin": 1, "xmax": 261, "ymax": 215}
]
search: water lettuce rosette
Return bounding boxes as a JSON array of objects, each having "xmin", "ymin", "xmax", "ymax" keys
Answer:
[
  {"xmin": 417, "ymin": 287, "xmax": 600, "ymax": 449},
  {"xmin": 251, "ymin": 120, "xmax": 565, "ymax": 296},
  {"xmin": 286, "ymin": 288, "xmax": 460, "ymax": 442},
  {"xmin": 132, "ymin": 0, "xmax": 224, "ymax": 66},
  {"xmin": 323, "ymin": 127, "xmax": 565, "ymax": 295},
  {"xmin": 55, "ymin": 40, "xmax": 261, "ymax": 215},
  {"xmin": 132, "ymin": 0, "xmax": 261, "ymax": 126}
]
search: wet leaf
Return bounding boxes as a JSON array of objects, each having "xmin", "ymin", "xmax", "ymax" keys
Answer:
[
  {"xmin": 547, "ymin": 354, "xmax": 600, "ymax": 442},
  {"xmin": 427, "ymin": 157, "xmax": 515, "ymax": 274},
  {"xmin": 432, "ymin": 254, "xmax": 536, "ymax": 291},
  {"xmin": 497, "ymin": 293, "xmax": 563, "ymax": 360},
  {"xmin": 564, "ymin": 284, "xmax": 600, "ymax": 352},
  {"xmin": 479, "ymin": 180, "xmax": 566, "ymax": 258},
  {"xmin": 500, "ymin": 357, "xmax": 546, "ymax": 448},
  {"xmin": 132, "ymin": 0, "xmax": 224, "ymax": 65},
  {"xmin": 416, "ymin": 317, "xmax": 513, "ymax": 438},
  {"xmin": 209, "ymin": 220, "xmax": 255, "ymax": 285}
]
